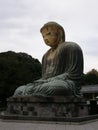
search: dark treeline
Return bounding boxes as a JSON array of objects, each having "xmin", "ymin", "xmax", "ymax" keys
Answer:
[
  {"xmin": 81, "ymin": 69, "xmax": 98, "ymax": 85},
  {"xmin": 0, "ymin": 51, "xmax": 42, "ymax": 105}
]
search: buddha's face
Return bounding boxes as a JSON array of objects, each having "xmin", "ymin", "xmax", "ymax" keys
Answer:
[{"xmin": 41, "ymin": 26, "xmax": 59, "ymax": 48}]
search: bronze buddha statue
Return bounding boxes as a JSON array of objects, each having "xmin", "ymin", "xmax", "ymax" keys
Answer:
[{"xmin": 14, "ymin": 22, "xmax": 83, "ymax": 97}]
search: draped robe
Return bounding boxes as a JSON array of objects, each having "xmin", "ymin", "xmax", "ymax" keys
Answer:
[{"xmin": 14, "ymin": 42, "xmax": 83, "ymax": 97}]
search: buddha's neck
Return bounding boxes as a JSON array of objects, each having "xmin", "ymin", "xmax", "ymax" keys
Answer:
[
  {"xmin": 51, "ymin": 42, "xmax": 62, "ymax": 51},
  {"xmin": 51, "ymin": 45, "xmax": 57, "ymax": 50}
]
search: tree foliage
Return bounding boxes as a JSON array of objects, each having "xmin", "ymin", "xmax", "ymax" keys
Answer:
[
  {"xmin": 82, "ymin": 69, "xmax": 98, "ymax": 85},
  {"xmin": 0, "ymin": 51, "xmax": 42, "ymax": 103}
]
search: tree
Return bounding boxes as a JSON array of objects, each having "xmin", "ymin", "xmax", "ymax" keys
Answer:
[
  {"xmin": 82, "ymin": 69, "xmax": 98, "ymax": 85},
  {"xmin": 0, "ymin": 51, "xmax": 42, "ymax": 105}
]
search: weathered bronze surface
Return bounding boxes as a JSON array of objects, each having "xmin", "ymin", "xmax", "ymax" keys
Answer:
[{"xmin": 14, "ymin": 22, "xmax": 83, "ymax": 97}]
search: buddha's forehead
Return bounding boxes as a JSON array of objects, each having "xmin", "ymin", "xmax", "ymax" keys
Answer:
[{"xmin": 41, "ymin": 25, "xmax": 58, "ymax": 34}]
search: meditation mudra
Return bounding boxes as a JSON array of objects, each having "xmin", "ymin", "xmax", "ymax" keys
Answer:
[{"xmin": 14, "ymin": 22, "xmax": 83, "ymax": 97}]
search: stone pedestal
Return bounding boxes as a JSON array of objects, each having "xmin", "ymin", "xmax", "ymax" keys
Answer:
[{"xmin": 6, "ymin": 96, "xmax": 88, "ymax": 118}]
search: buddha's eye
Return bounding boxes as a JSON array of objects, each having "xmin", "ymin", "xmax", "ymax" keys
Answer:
[
  {"xmin": 42, "ymin": 32, "xmax": 51, "ymax": 38},
  {"xmin": 47, "ymin": 32, "xmax": 51, "ymax": 35}
]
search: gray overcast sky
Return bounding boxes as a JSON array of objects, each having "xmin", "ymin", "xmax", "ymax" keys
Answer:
[{"xmin": 0, "ymin": 0, "xmax": 98, "ymax": 73}]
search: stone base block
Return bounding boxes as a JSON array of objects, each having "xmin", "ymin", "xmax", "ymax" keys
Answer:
[{"xmin": 6, "ymin": 96, "xmax": 88, "ymax": 118}]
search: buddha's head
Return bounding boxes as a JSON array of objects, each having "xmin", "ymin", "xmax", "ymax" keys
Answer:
[{"xmin": 40, "ymin": 22, "xmax": 65, "ymax": 48}]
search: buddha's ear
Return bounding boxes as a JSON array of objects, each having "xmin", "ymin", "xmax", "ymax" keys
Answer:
[
  {"xmin": 59, "ymin": 27, "xmax": 65, "ymax": 42},
  {"xmin": 57, "ymin": 29, "xmax": 64, "ymax": 43}
]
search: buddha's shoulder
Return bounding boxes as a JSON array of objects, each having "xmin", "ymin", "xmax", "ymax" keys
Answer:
[
  {"xmin": 43, "ymin": 42, "xmax": 82, "ymax": 59},
  {"xmin": 61, "ymin": 41, "xmax": 82, "ymax": 50}
]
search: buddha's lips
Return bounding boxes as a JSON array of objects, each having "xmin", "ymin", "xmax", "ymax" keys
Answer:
[{"xmin": 45, "ymin": 39, "xmax": 49, "ymax": 43}]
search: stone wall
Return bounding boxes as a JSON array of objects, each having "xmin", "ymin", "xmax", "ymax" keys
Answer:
[{"xmin": 6, "ymin": 96, "xmax": 88, "ymax": 118}]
